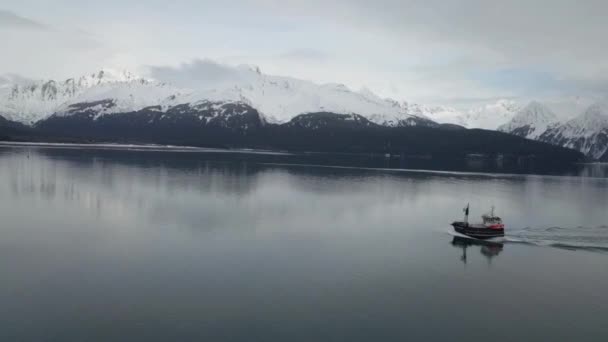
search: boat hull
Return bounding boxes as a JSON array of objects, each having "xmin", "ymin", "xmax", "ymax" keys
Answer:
[{"xmin": 452, "ymin": 221, "xmax": 504, "ymax": 239}]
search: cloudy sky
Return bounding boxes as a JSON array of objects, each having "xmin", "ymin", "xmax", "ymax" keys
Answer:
[{"xmin": 1, "ymin": 0, "xmax": 607, "ymax": 108}]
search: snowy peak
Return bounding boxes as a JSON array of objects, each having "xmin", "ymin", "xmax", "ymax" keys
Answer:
[
  {"xmin": 494, "ymin": 99, "xmax": 520, "ymax": 112},
  {"xmin": 71, "ymin": 69, "xmax": 151, "ymax": 88},
  {"xmin": 522, "ymin": 101, "xmax": 556, "ymax": 117},
  {"xmin": 146, "ymin": 61, "xmax": 433, "ymax": 125},
  {"xmin": 421, "ymin": 99, "xmax": 520, "ymax": 129},
  {"xmin": 458, "ymin": 100, "xmax": 521, "ymax": 129},
  {"xmin": 181, "ymin": 68, "xmax": 430, "ymax": 126},
  {"xmin": 539, "ymin": 102, "xmax": 608, "ymax": 160},
  {"xmin": 0, "ymin": 64, "xmax": 435, "ymax": 128},
  {"xmin": 554, "ymin": 102, "xmax": 608, "ymax": 138},
  {"xmin": 405, "ymin": 102, "xmax": 463, "ymax": 126},
  {"xmin": 575, "ymin": 102, "xmax": 608, "ymax": 131},
  {"xmin": 498, "ymin": 101, "xmax": 559, "ymax": 139},
  {"xmin": 0, "ymin": 68, "xmax": 155, "ymax": 124}
]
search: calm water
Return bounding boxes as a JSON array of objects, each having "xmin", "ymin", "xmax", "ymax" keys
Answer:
[{"xmin": 1, "ymin": 145, "xmax": 608, "ymax": 341}]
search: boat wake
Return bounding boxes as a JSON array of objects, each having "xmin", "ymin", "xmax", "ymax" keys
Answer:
[
  {"xmin": 507, "ymin": 225, "xmax": 608, "ymax": 253},
  {"xmin": 447, "ymin": 225, "xmax": 608, "ymax": 253}
]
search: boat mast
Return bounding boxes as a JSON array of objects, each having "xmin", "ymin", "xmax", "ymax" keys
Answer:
[{"xmin": 464, "ymin": 203, "xmax": 469, "ymax": 224}]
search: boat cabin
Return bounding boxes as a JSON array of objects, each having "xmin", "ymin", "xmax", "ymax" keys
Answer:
[
  {"xmin": 481, "ymin": 206, "xmax": 504, "ymax": 229},
  {"xmin": 481, "ymin": 214, "xmax": 502, "ymax": 225}
]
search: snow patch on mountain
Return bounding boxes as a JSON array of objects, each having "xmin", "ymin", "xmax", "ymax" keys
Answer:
[
  {"xmin": 2, "ymin": 64, "xmax": 606, "ymax": 160},
  {"xmin": 1, "ymin": 65, "xmax": 432, "ymax": 126},
  {"xmin": 0, "ymin": 69, "xmax": 159, "ymax": 124},
  {"xmin": 539, "ymin": 102, "xmax": 608, "ymax": 160},
  {"xmin": 561, "ymin": 102, "xmax": 608, "ymax": 138},
  {"xmin": 498, "ymin": 101, "xmax": 559, "ymax": 139},
  {"xmin": 459, "ymin": 100, "xmax": 520, "ymax": 129},
  {"xmin": 421, "ymin": 99, "xmax": 520, "ymax": 129},
  {"xmin": 156, "ymin": 64, "xmax": 431, "ymax": 125}
]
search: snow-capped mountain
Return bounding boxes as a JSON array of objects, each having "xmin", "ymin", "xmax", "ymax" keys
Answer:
[
  {"xmin": 399, "ymin": 102, "xmax": 463, "ymax": 126},
  {"xmin": 0, "ymin": 66, "xmax": 432, "ymax": 127},
  {"xmin": 539, "ymin": 102, "xmax": 608, "ymax": 160},
  {"xmin": 172, "ymin": 66, "xmax": 433, "ymax": 126},
  {"xmin": 0, "ymin": 70, "xmax": 161, "ymax": 124},
  {"xmin": 493, "ymin": 100, "xmax": 608, "ymax": 160},
  {"xmin": 421, "ymin": 99, "xmax": 520, "ymax": 129},
  {"xmin": 459, "ymin": 100, "xmax": 521, "ymax": 129},
  {"xmin": 38, "ymin": 99, "xmax": 266, "ymax": 141},
  {"xmin": 498, "ymin": 101, "xmax": 559, "ymax": 139},
  {"xmin": 0, "ymin": 65, "xmax": 604, "ymax": 160},
  {"xmin": 0, "ymin": 64, "xmax": 522, "ymax": 131}
]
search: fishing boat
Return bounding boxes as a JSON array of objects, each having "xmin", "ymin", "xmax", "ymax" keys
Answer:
[{"xmin": 451, "ymin": 204, "xmax": 504, "ymax": 239}]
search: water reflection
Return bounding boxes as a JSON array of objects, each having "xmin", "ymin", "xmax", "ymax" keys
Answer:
[
  {"xmin": 21, "ymin": 143, "xmax": 592, "ymax": 175},
  {"xmin": 576, "ymin": 163, "xmax": 608, "ymax": 178},
  {"xmin": 451, "ymin": 236, "xmax": 504, "ymax": 264},
  {"xmin": 3, "ymin": 146, "xmax": 608, "ymax": 236},
  {"xmin": 1, "ymin": 145, "xmax": 608, "ymax": 341}
]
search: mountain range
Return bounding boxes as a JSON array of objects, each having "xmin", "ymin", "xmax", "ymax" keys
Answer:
[
  {"xmin": 498, "ymin": 101, "xmax": 608, "ymax": 160},
  {"xmin": 0, "ymin": 66, "xmax": 599, "ymax": 161},
  {"xmin": 0, "ymin": 67, "xmax": 438, "ymax": 127}
]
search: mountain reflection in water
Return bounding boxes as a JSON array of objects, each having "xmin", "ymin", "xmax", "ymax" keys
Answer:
[{"xmin": 1, "ymin": 145, "xmax": 607, "ymax": 341}]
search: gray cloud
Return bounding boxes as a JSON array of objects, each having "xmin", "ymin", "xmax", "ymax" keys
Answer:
[
  {"xmin": 0, "ymin": 9, "xmax": 112, "ymax": 79},
  {"xmin": 2, "ymin": 1, "xmax": 608, "ymax": 106},
  {"xmin": 249, "ymin": 0, "xmax": 608, "ymax": 101},
  {"xmin": 0, "ymin": 10, "xmax": 47, "ymax": 30},
  {"xmin": 262, "ymin": 0, "xmax": 608, "ymax": 74},
  {"xmin": 277, "ymin": 49, "xmax": 329, "ymax": 61},
  {"xmin": 147, "ymin": 59, "xmax": 251, "ymax": 89}
]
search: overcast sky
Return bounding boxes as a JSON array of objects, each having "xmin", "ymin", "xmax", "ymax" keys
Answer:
[{"xmin": 1, "ymin": 0, "xmax": 607, "ymax": 107}]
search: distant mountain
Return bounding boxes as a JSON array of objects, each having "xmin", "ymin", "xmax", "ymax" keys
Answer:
[
  {"xmin": 498, "ymin": 101, "xmax": 560, "ymax": 139},
  {"xmin": 36, "ymin": 100, "xmax": 266, "ymax": 147},
  {"xmin": 539, "ymin": 102, "xmax": 608, "ymax": 160},
  {"xmin": 0, "ymin": 70, "xmax": 161, "ymax": 124},
  {"xmin": 0, "ymin": 66, "xmax": 524, "ymax": 131},
  {"xmin": 0, "ymin": 67, "xmax": 433, "ymax": 127},
  {"xmin": 265, "ymin": 116, "xmax": 581, "ymax": 162},
  {"xmin": 0, "ymin": 114, "xmax": 34, "ymax": 141},
  {"xmin": 284, "ymin": 112, "xmax": 377, "ymax": 130},
  {"xmin": 497, "ymin": 101, "xmax": 608, "ymax": 160},
  {"xmin": 0, "ymin": 108, "xmax": 582, "ymax": 165},
  {"xmin": 460, "ymin": 100, "xmax": 521, "ymax": 129},
  {"xmin": 0, "ymin": 66, "xmax": 594, "ymax": 162},
  {"xmin": 423, "ymin": 100, "xmax": 521, "ymax": 129}
]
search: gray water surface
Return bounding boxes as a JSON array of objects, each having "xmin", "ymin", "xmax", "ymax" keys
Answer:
[{"xmin": 1, "ymin": 146, "xmax": 607, "ymax": 341}]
